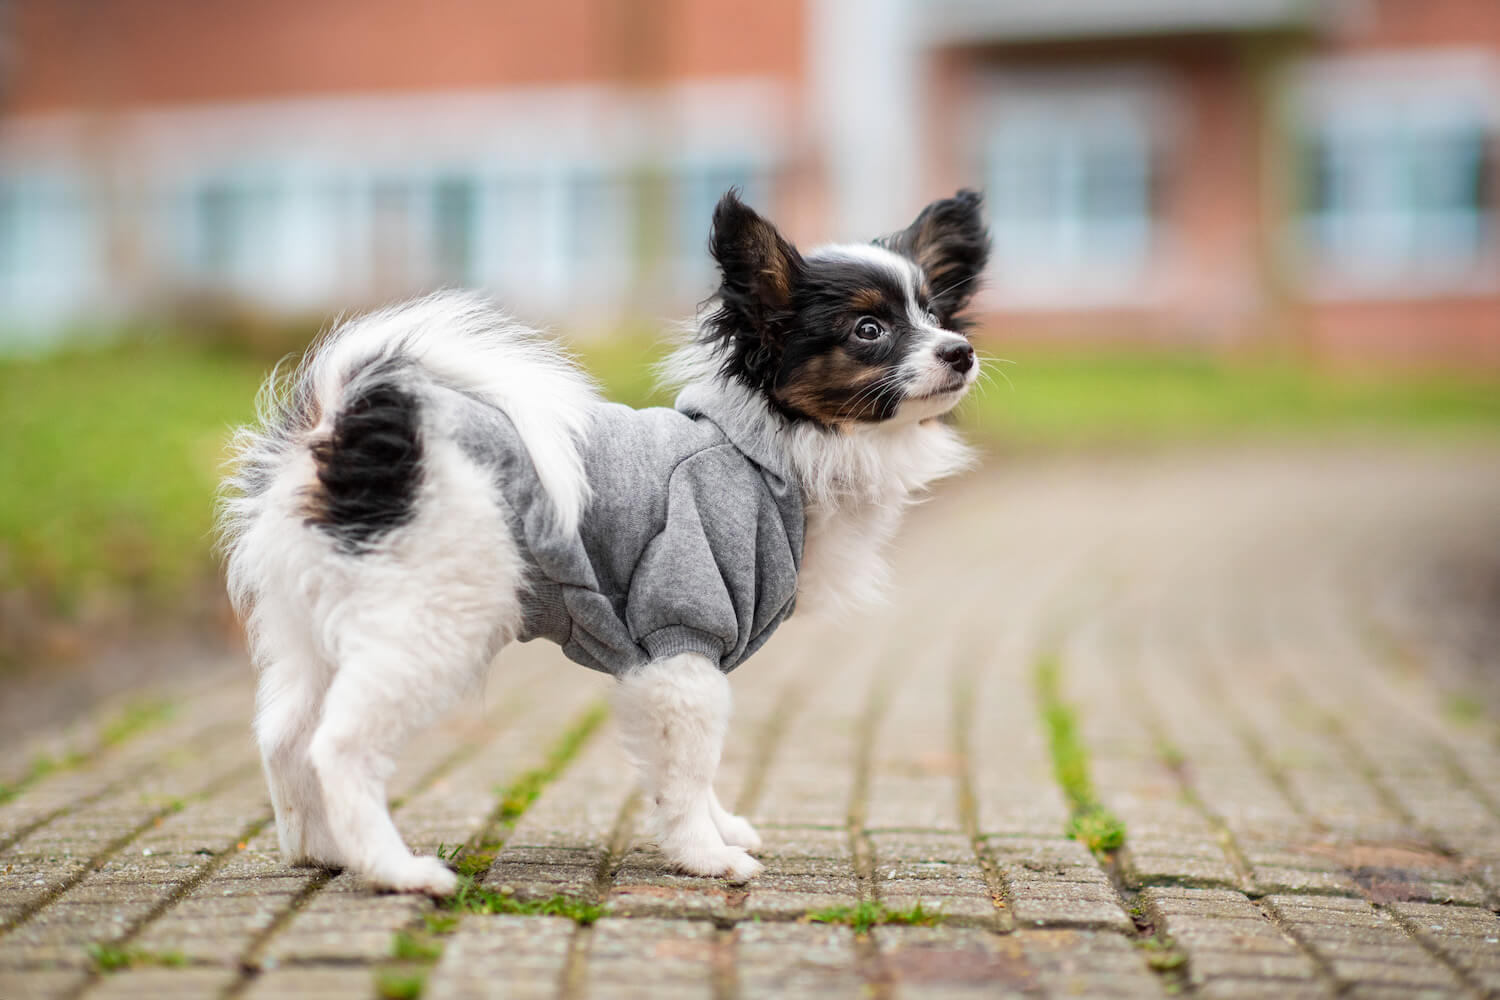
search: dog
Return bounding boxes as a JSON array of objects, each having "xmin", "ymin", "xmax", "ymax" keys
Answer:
[{"xmin": 218, "ymin": 190, "xmax": 990, "ymax": 894}]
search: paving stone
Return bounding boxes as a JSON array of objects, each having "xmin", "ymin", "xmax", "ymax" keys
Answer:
[
  {"xmin": 84, "ymin": 966, "xmax": 241, "ymax": 999},
  {"xmin": 258, "ymin": 889, "xmax": 427, "ymax": 963},
  {"xmin": 3, "ymin": 453, "xmax": 1500, "ymax": 999},
  {"xmin": 0, "ymin": 967, "xmax": 92, "ymax": 999},
  {"xmin": 1195, "ymin": 979, "xmax": 1334, "ymax": 999},
  {"xmin": 878, "ymin": 925, "xmax": 1033, "ymax": 999},
  {"xmin": 1015, "ymin": 929, "xmax": 1165, "ymax": 998},
  {"xmin": 581, "ymin": 919, "xmax": 717, "ymax": 999},
  {"xmin": 1387, "ymin": 902, "xmax": 1500, "ymax": 995},
  {"xmin": 424, "ymin": 914, "xmax": 574, "ymax": 1000},
  {"xmin": 735, "ymin": 921, "xmax": 864, "ymax": 999},
  {"xmin": 1263, "ymin": 894, "xmax": 1467, "ymax": 994},
  {"xmin": 240, "ymin": 965, "xmax": 376, "ymax": 1000}
]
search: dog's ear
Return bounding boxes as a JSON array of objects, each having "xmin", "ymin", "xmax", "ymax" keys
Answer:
[
  {"xmin": 881, "ymin": 190, "xmax": 990, "ymax": 330},
  {"xmin": 703, "ymin": 190, "xmax": 804, "ymax": 387}
]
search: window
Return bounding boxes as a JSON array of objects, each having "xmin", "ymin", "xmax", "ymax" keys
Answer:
[
  {"xmin": 671, "ymin": 162, "xmax": 764, "ymax": 296},
  {"xmin": 1300, "ymin": 105, "xmax": 1492, "ymax": 290},
  {"xmin": 1294, "ymin": 53, "xmax": 1497, "ymax": 295},
  {"xmin": 432, "ymin": 175, "xmax": 478, "ymax": 285},
  {"xmin": 980, "ymin": 81, "xmax": 1164, "ymax": 305},
  {"xmin": 191, "ymin": 175, "xmax": 277, "ymax": 289},
  {"xmin": 564, "ymin": 171, "xmax": 633, "ymax": 296},
  {"xmin": 0, "ymin": 173, "xmax": 101, "ymax": 333}
]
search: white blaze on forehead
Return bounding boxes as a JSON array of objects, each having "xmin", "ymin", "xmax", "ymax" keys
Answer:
[{"xmin": 808, "ymin": 243, "xmax": 925, "ymax": 319}]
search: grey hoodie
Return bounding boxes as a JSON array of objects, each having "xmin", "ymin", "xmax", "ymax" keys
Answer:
[{"xmin": 451, "ymin": 383, "xmax": 804, "ymax": 675}]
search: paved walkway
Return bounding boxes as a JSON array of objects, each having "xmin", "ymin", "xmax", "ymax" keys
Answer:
[{"xmin": 3, "ymin": 445, "xmax": 1500, "ymax": 999}]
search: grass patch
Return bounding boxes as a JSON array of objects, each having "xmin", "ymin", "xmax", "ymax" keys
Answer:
[
  {"xmin": 1139, "ymin": 934, "xmax": 1188, "ymax": 973},
  {"xmin": 390, "ymin": 930, "xmax": 443, "ymax": 963},
  {"xmin": 4, "ymin": 332, "xmax": 1495, "ymax": 653},
  {"xmin": 805, "ymin": 900, "xmax": 945, "ymax": 934},
  {"xmin": 1442, "ymin": 694, "xmax": 1485, "ymax": 726},
  {"xmin": 956, "ymin": 349, "xmax": 1500, "ymax": 447},
  {"xmin": 492, "ymin": 702, "xmax": 609, "ymax": 827},
  {"xmin": 426, "ymin": 703, "xmax": 609, "ymax": 931},
  {"xmin": 374, "ymin": 970, "xmax": 427, "ymax": 1000},
  {"xmin": 422, "ymin": 913, "xmax": 460, "ymax": 936},
  {"xmin": 0, "ymin": 750, "xmax": 84, "ymax": 805},
  {"xmin": 0, "ymin": 342, "xmax": 265, "ymax": 615},
  {"xmin": 442, "ymin": 881, "xmax": 604, "ymax": 924},
  {"xmin": 85, "ymin": 943, "xmax": 188, "ymax": 972},
  {"xmin": 101, "ymin": 699, "xmax": 176, "ymax": 746},
  {"xmin": 1035, "ymin": 653, "xmax": 1127, "ymax": 857},
  {"xmin": 0, "ymin": 697, "xmax": 176, "ymax": 803}
]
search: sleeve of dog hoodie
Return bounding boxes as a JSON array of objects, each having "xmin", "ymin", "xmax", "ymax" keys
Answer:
[{"xmin": 624, "ymin": 446, "xmax": 797, "ymax": 671}]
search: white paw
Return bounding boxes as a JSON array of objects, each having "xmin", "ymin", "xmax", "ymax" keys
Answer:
[
  {"xmin": 369, "ymin": 855, "xmax": 459, "ymax": 896},
  {"xmin": 666, "ymin": 843, "xmax": 764, "ymax": 882},
  {"xmin": 715, "ymin": 812, "xmax": 763, "ymax": 851}
]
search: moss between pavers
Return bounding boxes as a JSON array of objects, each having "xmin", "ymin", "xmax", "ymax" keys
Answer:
[
  {"xmin": 442, "ymin": 880, "xmax": 604, "ymax": 924},
  {"xmin": 493, "ymin": 703, "xmax": 609, "ymax": 827},
  {"xmin": 1033, "ymin": 654, "xmax": 1126, "ymax": 857},
  {"xmin": 85, "ymin": 942, "xmax": 188, "ymax": 972},
  {"xmin": 375, "ymin": 969, "xmax": 428, "ymax": 1000},
  {"xmin": 0, "ymin": 698, "xmax": 176, "ymax": 805},
  {"xmin": 804, "ymin": 900, "xmax": 945, "ymax": 934}
]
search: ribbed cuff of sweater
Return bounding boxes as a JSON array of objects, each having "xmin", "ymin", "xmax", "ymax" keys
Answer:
[{"xmin": 639, "ymin": 626, "xmax": 726, "ymax": 667}]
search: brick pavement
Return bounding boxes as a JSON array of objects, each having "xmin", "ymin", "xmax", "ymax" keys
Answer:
[{"xmin": 2, "ymin": 445, "xmax": 1498, "ymax": 999}]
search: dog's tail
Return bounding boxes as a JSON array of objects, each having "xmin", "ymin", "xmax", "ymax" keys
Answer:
[{"xmin": 217, "ymin": 291, "xmax": 598, "ymax": 617}]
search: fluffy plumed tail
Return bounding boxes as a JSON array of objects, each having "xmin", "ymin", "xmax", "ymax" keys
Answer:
[{"xmin": 217, "ymin": 291, "xmax": 597, "ymax": 615}]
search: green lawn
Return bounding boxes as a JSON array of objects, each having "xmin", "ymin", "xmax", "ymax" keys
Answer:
[
  {"xmin": 2, "ymin": 332, "xmax": 1497, "ymax": 624},
  {"xmin": 955, "ymin": 349, "xmax": 1500, "ymax": 447}
]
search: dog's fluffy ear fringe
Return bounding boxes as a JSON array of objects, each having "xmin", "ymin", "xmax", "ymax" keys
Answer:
[
  {"xmin": 699, "ymin": 189, "xmax": 805, "ymax": 391},
  {"xmin": 880, "ymin": 190, "xmax": 990, "ymax": 331}
]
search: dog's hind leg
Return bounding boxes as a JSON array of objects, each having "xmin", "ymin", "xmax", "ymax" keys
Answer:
[
  {"xmin": 615, "ymin": 653, "xmax": 762, "ymax": 881},
  {"xmin": 306, "ymin": 643, "xmax": 463, "ymax": 896},
  {"xmin": 254, "ymin": 624, "xmax": 338, "ymax": 868}
]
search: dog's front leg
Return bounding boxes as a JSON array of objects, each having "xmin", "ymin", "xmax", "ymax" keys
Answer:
[{"xmin": 614, "ymin": 653, "xmax": 763, "ymax": 881}]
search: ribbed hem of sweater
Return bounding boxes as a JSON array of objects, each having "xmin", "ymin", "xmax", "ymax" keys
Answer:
[
  {"xmin": 639, "ymin": 626, "xmax": 725, "ymax": 667},
  {"xmin": 518, "ymin": 583, "xmax": 571, "ymax": 644}
]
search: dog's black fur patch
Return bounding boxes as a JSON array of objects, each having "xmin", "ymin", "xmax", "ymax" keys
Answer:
[
  {"xmin": 701, "ymin": 189, "xmax": 991, "ymax": 427},
  {"xmin": 879, "ymin": 190, "xmax": 990, "ymax": 332},
  {"xmin": 703, "ymin": 190, "xmax": 806, "ymax": 396},
  {"xmin": 307, "ymin": 362, "xmax": 422, "ymax": 552}
]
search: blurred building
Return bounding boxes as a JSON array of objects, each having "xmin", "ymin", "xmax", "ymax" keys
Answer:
[{"xmin": 1, "ymin": 0, "xmax": 1496, "ymax": 363}]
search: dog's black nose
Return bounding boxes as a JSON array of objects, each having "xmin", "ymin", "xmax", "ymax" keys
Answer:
[{"xmin": 938, "ymin": 341, "xmax": 974, "ymax": 374}]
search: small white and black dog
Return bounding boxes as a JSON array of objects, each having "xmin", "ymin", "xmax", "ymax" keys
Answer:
[{"xmin": 219, "ymin": 190, "xmax": 990, "ymax": 895}]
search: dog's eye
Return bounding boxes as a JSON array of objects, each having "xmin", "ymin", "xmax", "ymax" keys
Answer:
[{"xmin": 854, "ymin": 317, "xmax": 884, "ymax": 341}]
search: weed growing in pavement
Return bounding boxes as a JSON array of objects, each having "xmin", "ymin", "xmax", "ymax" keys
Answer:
[
  {"xmin": 375, "ymin": 970, "xmax": 427, "ymax": 1000},
  {"xmin": 441, "ymin": 879, "xmax": 603, "ymax": 925},
  {"xmin": 493, "ymin": 703, "xmax": 608, "ymax": 826},
  {"xmin": 390, "ymin": 931, "xmax": 443, "ymax": 962},
  {"xmin": 422, "ymin": 913, "xmax": 460, "ymax": 936},
  {"xmin": 85, "ymin": 943, "xmax": 187, "ymax": 972},
  {"xmin": 1035, "ymin": 653, "xmax": 1128, "ymax": 856},
  {"xmin": 805, "ymin": 900, "xmax": 945, "ymax": 934}
]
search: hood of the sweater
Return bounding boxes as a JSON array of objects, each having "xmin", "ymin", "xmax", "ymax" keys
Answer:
[{"xmin": 674, "ymin": 380, "xmax": 794, "ymax": 485}]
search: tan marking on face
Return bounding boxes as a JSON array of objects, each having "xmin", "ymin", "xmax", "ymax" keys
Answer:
[
  {"xmin": 775, "ymin": 350, "xmax": 891, "ymax": 425},
  {"xmin": 850, "ymin": 287, "xmax": 888, "ymax": 314}
]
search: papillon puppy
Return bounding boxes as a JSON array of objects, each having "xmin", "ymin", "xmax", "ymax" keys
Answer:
[{"xmin": 219, "ymin": 190, "xmax": 990, "ymax": 894}]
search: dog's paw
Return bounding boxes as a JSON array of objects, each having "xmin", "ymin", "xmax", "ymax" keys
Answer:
[
  {"xmin": 667, "ymin": 844, "xmax": 764, "ymax": 882},
  {"xmin": 369, "ymin": 855, "xmax": 459, "ymax": 897},
  {"xmin": 714, "ymin": 812, "xmax": 763, "ymax": 852}
]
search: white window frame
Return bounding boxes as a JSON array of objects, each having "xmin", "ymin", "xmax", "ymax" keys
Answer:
[
  {"xmin": 0, "ymin": 169, "xmax": 103, "ymax": 337},
  {"xmin": 969, "ymin": 67, "xmax": 1176, "ymax": 310},
  {"xmin": 1292, "ymin": 50, "xmax": 1500, "ymax": 300}
]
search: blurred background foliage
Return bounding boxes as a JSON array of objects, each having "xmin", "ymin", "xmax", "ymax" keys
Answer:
[
  {"xmin": 4, "ymin": 0, "xmax": 1500, "ymax": 667},
  {"xmin": 4, "ymin": 324, "xmax": 1497, "ymax": 666}
]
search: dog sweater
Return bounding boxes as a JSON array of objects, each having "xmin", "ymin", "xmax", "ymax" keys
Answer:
[{"xmin": 452, "ymin": 382, "xmax": 805, "ymax": 675}]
